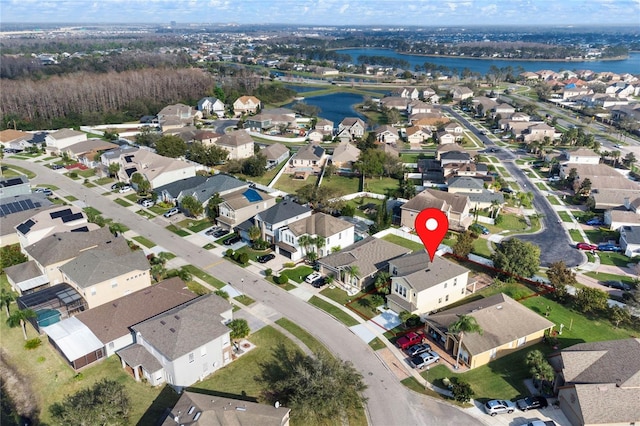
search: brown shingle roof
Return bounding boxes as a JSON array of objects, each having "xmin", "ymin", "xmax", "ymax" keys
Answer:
[
  {"xmin": 319, "ymin": 237, "xmax": 410, "ymax": 278},
  {"xmin": 287, "ymin": 213, "xmax": 354, "ymax": 238},
  {"xmin": 391, "ymin": 252, "xmax": 469, "ymax": 292}
]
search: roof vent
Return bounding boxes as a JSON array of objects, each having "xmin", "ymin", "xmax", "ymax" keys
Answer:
[
  {"xmin": 160, "ymin": 320, "xmax": 166, "ymax": 325},
  {"xmin": 496, "ymin": 305, "xmax": 503, "ymax": 310},
  {"xmin": 235, "ymin": 406, "xmax": 247, "ymax": 411},
  {"xmin": 169, "ymin": 327, "xmax": 176, "ymax": 333},
  {"xmin": 174, "ymin": 315, "xmax": 181, "ymax": 320}
]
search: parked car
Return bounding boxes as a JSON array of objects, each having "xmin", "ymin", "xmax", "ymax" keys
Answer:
[
  {"xmin": 139, "ymin": 199, "xmax": 155, "ymax": 208},
  {"xmin": 515, "ymin": 396, "xmax": 548, "ymax": 411},
  {"xmin": 111, "ymin": 183, "xmax": 122, "ymax": 190},
  {"xmin": 305, "ymin": 272, "xmax": 322, "ymax": 284},
  {"xmin": 409, "ymin": 351, "xmax": 440, "ymax": 369},
  {"xmin": 586, "ymin": 218, "xmax": 604, "ymax": 226},
  {"xmin": 51, "ymin": 164, "xmax": 64, "ymax": 170},
  {"xmin": 598, "ymin": 243, "xmax": 621, "ymax": 252},
  {"xmin": 576, "ymin": 242, "xmax": 598, "ymax": 251},
  {"xmin": 601, "ymin": 280, "xmax": 631, "ymax": 291},
  {"xmin": 205, "ymin": 227, "xmax": 220, "ymax": 236},
  {"xmin": 405, "ymin": 343, "xmax": 432, "ymax": 357},
  {"xmin": 484, "ymin": 399, "xmax": 516, "ymax": 416},
  {"xmin": 396, "ymin": 332, "xmax": 423, "ymax": 350},
  {"xmin": 118, "ymin": 185, "xmax": 132, "ymax": 193},
  {"xmin": 500, "ymin": 187, "xmax": 514, "ymax": 194},
  {"xmin": 223, "ymin": 235, "xmax": 241, "ymax": 246},
  {"xmin": 548, "ymin": 176, "xmax": 561, "ymax": 182},
  {"xmin": 34, "ymin": 187, "xmax": 53, "ymax": 196},
  {"xmin": 213, "ymin": 229, "xmax": 229, "ymax": 238},
  {"xmin": 520, "ymin": 421, "xmax": 556, "ymax": 426},
  {"xmin": 470, "ymin": 224, "xmax": 490, "ymax": 235},
  {"xmin": 163, "ymin": 207, "xmax": 179, "ymax": 218},
  {"xmin": 311, "ymin": 277, "xmax": 326, "ymax": 288},
  {"xmin": 257, "ymin": 254, "xmax": 275, "ymax": 264}
]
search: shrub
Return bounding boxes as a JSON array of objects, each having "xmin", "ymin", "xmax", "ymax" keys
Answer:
[
  {"xmin": 226, "ymin": 249, "xmax": 234, "ymax": 258},
  {"xmin": 450, "ymin": 378, "xmax": 473, "ymax": 403},
  {"xmin": 238, "ymin": 252, "xmax": 249, "ymax": 265},
  {"xmin": 69, "ymin": 171, "xmax": 78, "ymax": 178},
  {"xmin": 283, "ymin": 262, "xmax": 295, "ymax": 268},
  {"xmin": 265, "ymin": 268, "xmax": 272, "ymax": 277},
  {"xmin": 214, "ymin": 289, "xmax": 229, "ymax": 300},
  {"xmin": 24, "ymin": 338, "xmax": 42, "ymax": 350}
]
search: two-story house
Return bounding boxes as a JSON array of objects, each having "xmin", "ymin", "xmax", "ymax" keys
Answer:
[
  {"xmin": 401, "ymin": 189, "xmax": 472, "ymax": 231},
  {"xmin": 155, "ymin": 174, "xmax": 249, "ymax": 205},
  {"xmin": 448, "ymin": 176, "xmax": 504, "ymax": 210},
  {"xmin": 375, "ymin": 125, "xmax": 399, "ymax": 145},
  {"xmin": 386, "ymin": 252, "xmax": 471, "ymax": 317},
  {"xmin": 15, "ymin": 205, "xmax": 98, "ymax": 248},
  {"xmin": 338, "ymin": 117, "xmax": 366, "ymax": 140},
  {"xmin": 217, "ymin": 188, "xmax": 276, "ymax": 230},
  {"xmin": 253, "ymin": 200, "xmax": 312, "ymax": 247},
  {"xmin": 278, "ymin": 212, "xmax": 355, "ymax": 261},
  {"xmin": 233, "ymin": 95, "xmax": 261, "ymax": 117},
  {"xmin": 45, "ymin": 129, "xmax": 87, "ymax": 153},
  {"xmin": 450, "ymin": 86, "xmax": 474, "ymax": 101},
  {"xmin": 406, "ymin": 126, "xmax": 432, "ymax": 144},
  {"xmin": 214, "ymin": 129, "xmax": 254, "ymax": 160},
  {"xmin": 330, "ymin": 142, "xmax": 360, "ymax": 172},
  {"xmin": 105, "ymin": 148, "xmax": 197, "ymax": 189},
  {"xmin": 197, "ymin": 97, "xmax": 226, "ymax": 118},
  {"xmin": 157, "ymin": 103, "xmax": 200, "ymax": 131},
  {"xmin": 118, "ymin": 294, "xmax": 233, "ymax": 388}
]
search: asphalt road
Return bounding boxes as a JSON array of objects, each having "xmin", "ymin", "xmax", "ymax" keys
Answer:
[
  {"xmin": 444, "ymin": 107, "xmax": 584, "ymax": 267},
  {"xmin": 9, "ymin": 158, "xmax": 483, "ymax": 426}
]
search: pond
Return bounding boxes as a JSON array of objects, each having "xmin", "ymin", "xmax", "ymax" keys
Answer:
[{"xmin": 285, "ymin": 92, "xmax": 367, "ymax": 125}]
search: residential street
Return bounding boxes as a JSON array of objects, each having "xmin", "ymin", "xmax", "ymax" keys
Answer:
[{"xmin": 6, "ymin": 158, "xmax": 484, "ymax": 426}]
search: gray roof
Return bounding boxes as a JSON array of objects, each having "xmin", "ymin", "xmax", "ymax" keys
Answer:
[
  {"xmin": 23, "ymin": 227, "xmax": 119, "ymax": 266},
  {"xmin": 448, "ymin": 176, "xmax": 484, "ymax": 190},
  {"xmin": 391, "ymin": 251, "xmax": 469, "ymax": 292},
  {"xmin": 154, "ymin": 175, "xmax": 208, "ymax": 198},
  {"xmin": 117, "ymin": 343, "xmax": 163, "ymax": 372},
  {"xmin": 467, "ymin": 191, "xmax": 504, "ymax": 205},
  {"xmin": 622, "ymin": 225, "xmax": 640, "ymax": 244},
  {"xmin": 319, "ymin": 236, "xmax": 411, "ymax": 278},
  {"xmin": 0, "ymin": 175, "xmax": 28, "ymax": 188},
  {"xmin": 295, "ymin": 144, "xmax": 325, "ymax": 161},
  {"xmin": 402, "ymin": 189, "xmax": 469, "ymax": 215},
  {"xmin": 261, "ymin": 143, "xmax": 289, "ymax": 161},
  {"xmin": 162, "ymin": 391, "xmax": 290, "ymax": 426},
  {"xmin": 0, "ymin": 193, "xmax": 53, "ymax": 219},
  {"xmin": 440, "ymin": 151, "xmax": 472, "ymax": 161},
  {"xmin": 257, "ymin": 200, "xmax": 311, "ymax": 225},
  {"xmin": 132, "ymin": 294, "xmax": 231, "ymax": 360},
  {"xmin": 425, "ymin": 293, "xmax": 554, "ymax": 356},
  {"xmin": 76, "ymin": 277, "xmax": 197, "ymax": 343},
  {"xmin": 572, "ymin": 383, "xmax": 640, "ymax": 425},
  {"xmin": 215, "ymin": 129, "xmax": 254, "ymax": 147},
  {"xmin": 3, "ymin": 260, "xmax": 43, "ymax": 283},
  {"xmin": 183, "ymin": 174, "xmax": 249, "ymax": 203},
  {"xmin": 59, "ymin": 244, "xmax": 149, "ymax": 288},
  {"xmin": 287, "ymin": 213, "xmax": 354, "ymax": 238}
]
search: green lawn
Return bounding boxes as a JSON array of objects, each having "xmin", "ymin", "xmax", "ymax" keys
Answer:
[
  {"xmin": 489, "ymin": 213, "xmax": 529, "ymax": 234},
  {"xmin": 94, "ymin": 177, "xmax": 114, "ymax": 186},
  {"xmin": 274, "ymin": 173, "xmax": 318, "ymax": 193},
  {"xmin": 113, "ymin": 198, "xmax": 132, "ymax": 207},
  {"xmin": 234, "ymin": 295, "xmax": 255, "ymax": 306},
  {"xmin": 275, "ymin": 318, "xmax": 332, "ymax": 357},
  {"xmin": 174, "ymin": 218, "xmax": 213, "ymax": 233},
  {"xmin": 400, "ymin": 153, "xmax": 432, "ymax": 163},
  {"xmin": 308, "ymin": 296, "xmax": 360, "ymax": 327},
  {"xmin": 584, "ymin": 271, "xmax": 636, "ymax": 287},
  {"xmin": 83, "ymin": 206, "xmax": 101, "ymax": 216},
  {"xmin": 584, "ymin": 229, "xmax": 618, "ymax": 245},
  {"xmin": 181, "ymin": 265, "xmax": 226, "ymax": 289},
  {"xmin": 266, "ymin": 276, "xmax": 297, "ymax": 291},
  {"xmin": 320, "ymin": 175, "xmax": 360, "ymax": 196},
  {"xmin": 368, "ymin": 337, "xmax": 386, "ymax": 351},
  {"xmin": 596, "ymin": 251, "xmax": 636, "ymax": 268},
  {"xmin": 535, "ymin": 182, "xmax": 547, "ymax": 190},
  {"xmin": 132, "ymin": 235, "xmax": 156, "ymax": 248},
  {"xmin": 381, "ymin": 234, "xmax": 424, "ymax": 252},
  {"xmin": 364, "ymin": 177, "xmax": 398, "ymax": 195},
  {"xmin": 345, "ymin": 196, "xmax": 385, "ymax": 219},
  {"xmin": 320, "ymin": 285, "xmax": 362, "ymax": 306},
  {"xmin": 65, "ymin": 195, "xmax": 78, "ymax": 201},
  {"xmin": 280, "ymin": 266, "xmax": 314, "ymax": 283},
  {"xmin": 471, "ymin": 237, "xmax": 493, "ymax": 259},
  {"xmin": 136, "ymin": 209, "xmax": 155, "ymax": 219},
  {"xmin": 558, "ymin": 211, "xmax": 572, "ymax": 222},
  {"xmin": 165, "ymin": 224, "xmax": 190, "ymax": 237},
  {"xmin": 1, "ymin": 164, "xmax": 36, "ymax": 179},
  {"xmin": 568, "ymin": 229, "xmax": 583, "ymax": 242},
  {"xmin": 186, "ymin": 280, "xmax": 211, "ymax": 295},
  {"xmin": 546, "ymin": 195, "xmax": 560, "ymax": 205},
  {"xmin": 236, "ymin": 245, "xmax": 271, "ymax": 263}
]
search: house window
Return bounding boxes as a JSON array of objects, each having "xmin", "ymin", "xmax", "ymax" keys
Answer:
[
  {"xmin": 200, "ymin": 347, "xmax": 207, "ymax": 357},
  {"xmin": 445, "ymin": 295, "xmax": 449, "ymax": 302},
  {"xmin": 489, "ymin": 348, "xmax": 497, "ymax": 359},
  {"xmin": 189, "ymin": 352, "xmax": 194, "ymax": 363},
  {"xmin": 517, "ymin": 336, "xmax": 526, "ymax": 347},
  {"xmin": 444, "ymin": 282, "xmax": 447, "ymax": 288},
  {"xmin": 438, "ymin": 298, "xmax": 442, "ymax": 304},
  {"xmin": 454, "ymin": 278, "xmax": 457, "ymax": 286},
  {"xmin": 461, "ymin": 288, "xmax": 465, "ymax": 294},
  {"xmin": 90, "ymin": 288, "xmax": 96, "ymax": 296}
]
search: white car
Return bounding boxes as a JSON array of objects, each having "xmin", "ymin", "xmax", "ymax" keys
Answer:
[
  {"xmin": 305, "ymin": 272, "xmax": 322, "ymax": 284},
  {"xmin": 119, "ymin": 185, "xmax": 132, "ymax": 193},
  {"xmin": 163, "ymin": 207, "xmax": 179, "ymax": 218}
]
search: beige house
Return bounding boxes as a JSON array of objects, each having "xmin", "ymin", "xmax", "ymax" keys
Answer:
[
  {"xmin": 217, "ymin": 188, "xmax": 276, "ymax": 229},
  {"xmin": 278, "ymin": 212, "xmax": 355, "ymax": 261},
  {"xmin": 450, "ymin": 86, "xmax": 474, "ymax": 101},
  {"xmin": 551, "ymin": 338, "xmax": 640, "ymax": 426},
  {"xmin": 107, "ymin": 148, "xmax": 197, "ymax": 189},
  {"xmin": 59, "ymin": 240, "xmax": 150, "ymax": 309},
  {"xmin": 291, "ymin": 144, "xmax": 326, "ymax": 170},
  {"xmin": 45, "ymin": 129, "xmax": 87, "ymax": 152},
  {"xmin": 424, "ymin": 293, "xmax": 554, "ymax": 369},
  {"xmin": 62, "ymin": 139, "xmax": 119, "ymax": 168},
  {"xmin": 522, "ymin": 123, "xmax": 557, "ymax": 143},
  {"xmin": 15, "ymin": 205, "xmax": 98, "ymax": 248},
  {"xmin": 401, "ymin": 189, "xmax": 472, "ymax": 231},
  {"xmin": 406, "ymin": 126, "xmax": 432, "ymax": 144},
  {"xmin": 157, "ymin": 103, "xmax": 200, "ymax": 131},
  {"xmin": 387, "ymin": 252, "xmax": 471, "ymax": 317},
  {"xmin": 375, "ymin": 125, "xmax": 399, "ymax": 145},
  {"xmin": 215, "ymin": 129, "xmax": 254, "ymax": 160},
  {"xmin": 233, "ymin": 95, "xmax": 261, "ymax": 116},
  {"xmin": 331, "ymin": 142, "xmax": 360, "ymax": 170}
]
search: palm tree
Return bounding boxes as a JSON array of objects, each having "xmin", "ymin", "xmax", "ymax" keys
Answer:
[
  {"xmin": 298, "ymin": 235, "xmax": 312, "ymax": 257},
  {"xmin": 611, "ymin": 150, "xmax": 621, "ymax": 168},
  {"xmin": 490, "ymin": 199, "xmax": 501, "ymax": 219},
  {"xmin": 7, "ymin": 308, "xmax": 36, "ymax": 340},
  {"xmin": 314, "ymin": 236, "xmax": 326, "ymax": 257},
  {"xmin": 345, "ymin": 265, "xmax": 360, "ymax": 287},
  {"xmin": 248, "ymin": 225, "xmax": 261, "ymax": 242},
  {"xmin": 449, "ymin": 314, "xmax": 483, "ymax": 369},
  {"xmin": 0, "ymin": 289, "xmax": 16, "ymax": 318},
  {"xmin": 206, "ymin": 193, "xmax": 224, "ymax": 221}
]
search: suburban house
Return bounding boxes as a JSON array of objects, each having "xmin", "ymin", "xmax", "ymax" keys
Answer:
[
  {"xmin": 315, "ymin": 119, "xmax": 334, "ymax": 133},
  {"xmin": 22, "ymin": 227, "xmax": 126, "ymax": 286},
  {"xmin": 157, "ymin": 103, "xmax": 200, "ymax": 131},
  {"xmin": 406, "ymin": 126, "xmax": 432, "ymax": 144},
  {"xmin": 197, "ymin": 97, "xmax": 226, "ymax": 118},
  {"xmin": 401, "ymin": 189, "xmax": 472, "ymax": 231},
  {"xmin": 391, "ymin": 87, "xmax": 419, "ymax": 99},
  {"xmin": 161, "ymin": 391, "xmax": 291, "ymax": 426},
  {"xmin": 522, "ymin": 123, "xmax": 557, "ymax": 143},
  {"xmin": 620, "ymin": 225, "xmax": 640, "ymax": 257},
  {"xmin": 45, "ymin": 129, "xmax": 87, "ymax": 153},
  {"xmin": 261, "ymin": 143, "xmax": 290, "ymax": 169},
  {"xmin": 439, "ymin": 150, "xmax": 472, "ymax": 166},
  {"xmin": 491, "ymin": 103, "xmax": 516, "ymax": 119},
  {"xmin": 408, "ymin": 100, "xmax": 434, "ymax": 115},
  {"xmin": 0, "ymin": 201, "xmax": 55, "ymax": 247},
  {"xmin": 443, "ymin": 163, "xmax": 489, "ymax": 181},
  {"xmin": 550, "ymin": 338, "xmax": 640, "ymax": 426},
  {"xmin": 436, "ymin": 144, "xmax": 466, "ymax": 161},
  {"xmin": 233, "ymin": 95, "xmax": 261, "ymax": 116},
  {"xmin": 277, "ymin": 212, "xmax": 355, "ymax": 261},
  {"xmin": 380, "ymin": 96, "xmax": 409, "ymax": 112},
  {"xmin": 450, "ymin": 86, "xmax": 474, "ymax": 101},
  {"xmin": 330, "ymin": 142, "xmax": 360, "ymax": 171},
  {"xmin": 104, "ymin": 148, "xmax": 198, "ymax": 189},
  {"xmin": 15, "ymin": 205, "xmax": 98, "ymax": 248},
  {"xmin": 0, "ymin": 175, "xmax": 31, "ymax": 199},
  {"xmin": 62, "ymin": 139, "xmax": 119, "ymax": 168},
  {"xmin": 290, "ymin": 144, "xmax": 326, "ymax": 172},
  {"xmin": 443, "ymin": 122, "xmax": 464, "ymax": 140},
  {"xmin": 4, "ymin": 260, "xmax": 49, "ymax": 295},
  {"xmin": 192, "ymin": 130, "xmax": 222, "ymax": 146},
  {"xmin": 0, "ymin": 129, "xmax": 37, "ymax": 151},
  {"xmin": 437, "ymin": 131, "xmax": 456, "ymax": 145},
  {"xmin": 375, "ymin": 125, "xmax": 399, "ymax": 145},
  {"xmin": 560, "ymin": 163, "xmax": 639, "ymax": 192},
  {"xmin": 253, "ymin": 200, "xmax": 312, "ymax": 248},
  {"xmin": 41, "ymin": 277, "xmax": 197, "ymax": 370},
  {"xmin": 411, "ymin": 113, "xmax": 450, "ymax": 130},
  {"xmin": 244, "ymin": 108, "xmax": 296, "ymax": 133},
  {"xmin": 117, "ymin": 294, "xmax": 233, "ymax": 388},
  {"xmin": 447, "ymin": 177, "xmax": 504, "ymax": 210},
  {"xmin": 338, "ymin": 117, "xmax": 366, "ymax": 140},
  {"xmin": 591, "ymin": 189, "xmax": 640, "ymax": 211},
  {"xmin": 309, "ymin": 118, "xmax": 334, "ymax": 142},
  {"xmin": 154, "ymin": 174, "xmax": 249, "ymax": 205},
  {"xmin": 217, "ymin": 188, "xmax": 276, "ymax": 230},
  {"xmin": 417, "ymin": 159, "xmax": 445, "ymax": 185},
  {"xmin": 553, "ymin": 148, "xmax": 600, "ymax": 165},
  {"xmin": 214, "ymin": 129, "xmax": 255, "ymax": 160},
  {"xmin": 318, "ymin": 237, "xmax": 411, "ymax": 290},
  {"xmin": 424, "ymin": 293, "xmax": 555, "ymax": 369},
  {"xmin": 386, "ymin": 252, "xmax": 472, "ymax": 317},
  {"xmin": 58, "ymin": 238, "xmax": 150, "ymax": 309}
]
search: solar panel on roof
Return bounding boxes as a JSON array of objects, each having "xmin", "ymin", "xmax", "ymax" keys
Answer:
[
  {"xmin": 4, "ymin": 178, "xmax": 24, "ymax": 186},
  {"xmin": 71, "ymin": 226, "xmax": 89, "ymax": 232},
  {"xmin": 242, "ymin": 189, "xmax": 262, "ymax": 203},
  {"xmin": 50, "ymin": 208, "xmax": 72, "ymax": 219},
  {"xmin": 16, "ymin": 219, "xmax": 35, "ymax": 235},
  {"xmin": 61, "ymin": 212, "xmax": 84, "ymax": 223}
]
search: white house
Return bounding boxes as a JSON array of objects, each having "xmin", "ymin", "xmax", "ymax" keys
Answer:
[
  {"xmin": 277, "ymin": 213, "xmax": 355, "ymax": 261},
  {"xmin": 620, "ymin": 225, "xmax": 640, "ymax": 258},
  {"xmin": 45, "ymin": 129, "xmax": 87, "ymax": 152},
  {"xmin": 197, "ymin": 97, "xmax": 226, "ymax": 118}
]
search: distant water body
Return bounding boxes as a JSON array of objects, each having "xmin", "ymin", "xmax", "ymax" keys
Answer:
[{"xmin": 338, "ymin": 48, "xmax": 640, "ymax": 75}]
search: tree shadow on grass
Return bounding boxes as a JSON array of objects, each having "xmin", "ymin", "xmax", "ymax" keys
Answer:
[{"xmin": 136, "ymin": 385, "xmax": 180, "ymax": 426}]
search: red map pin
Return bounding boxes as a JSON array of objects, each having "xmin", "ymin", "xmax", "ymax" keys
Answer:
[{"xmin": 415, "ymin": 208, "xmax": 449, "ymax": 262}]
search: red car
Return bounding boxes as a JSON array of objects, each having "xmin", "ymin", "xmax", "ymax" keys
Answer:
[
  {"xmin": 396, "ymin": 332, "xmax": 423, "ymax": 350},
  {"xmin": 576, "ymin": 242, "xmax": 598, "ymax": 251}
]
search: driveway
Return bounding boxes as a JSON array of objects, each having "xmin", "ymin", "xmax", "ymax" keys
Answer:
[{"xmin": 7, "ymin": 158, "xmax": 483, "ymax": 426}]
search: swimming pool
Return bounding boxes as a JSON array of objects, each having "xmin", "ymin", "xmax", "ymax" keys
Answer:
[{"xmin": 36, "ymin": 308, "xmax": 61, "ymax": 327}]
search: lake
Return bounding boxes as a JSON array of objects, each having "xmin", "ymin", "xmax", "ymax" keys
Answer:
[
  {"xmin": 337, "ymin": 48, "xmax": 640, "ymax": 75},
  {"xmin": 284, "ymin": 92, "xmax": 367, "ymax": 124}
]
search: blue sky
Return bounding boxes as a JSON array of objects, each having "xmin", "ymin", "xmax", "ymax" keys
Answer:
[{"xmin": 1, "ymin": 0, "xmax": 639, "ymax": 26}]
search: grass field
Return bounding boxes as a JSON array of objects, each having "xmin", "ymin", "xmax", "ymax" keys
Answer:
[
  {"xmin": 113, "ymin": 198, "xmax": 132, "ymax": 207},
  {"xmin": 308, "ymin": 296, "xmax": 360, "ymax": 327},
  {"xmin": 181, "ymin": 265, "xmax": 226, "ymax": 289},
  {"xmin": 546, "ymin": 195, "xmax": 560, "ymax": 205},
  {"xmin": 558, "ymin": 211, "xmax": 572, "ymax": 222},
  {"xmin": 275, "ymin": 318, "xmax": 332, "ymax": 357},
  {"xmin": 280, "ymin": 266, "xmax": 314, "ymax": 283},
  {"xmin": 165, "ymin": 224, "xmax": 190, "ymax": 237},
  {"xmin": 381, "ymin": 234, "xmax": 423, "ymax": 252},
  {"xmin": 274, "ymin": 173, "xmax": 318, "ymax": 193},
  {"xmin": 1, "ymin": 164, "xmax": 36, "ymax": 179},
  {"xmin": 320, "ymin": 175, "xmax": 360, "ymax": 196},
  {"xmin": 132, "ymin": 235, "xmax": 156, "ymax": 248},
  {"xmin": 364, "ymin": 177, "xmax": 398, "ymax": 195}
]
